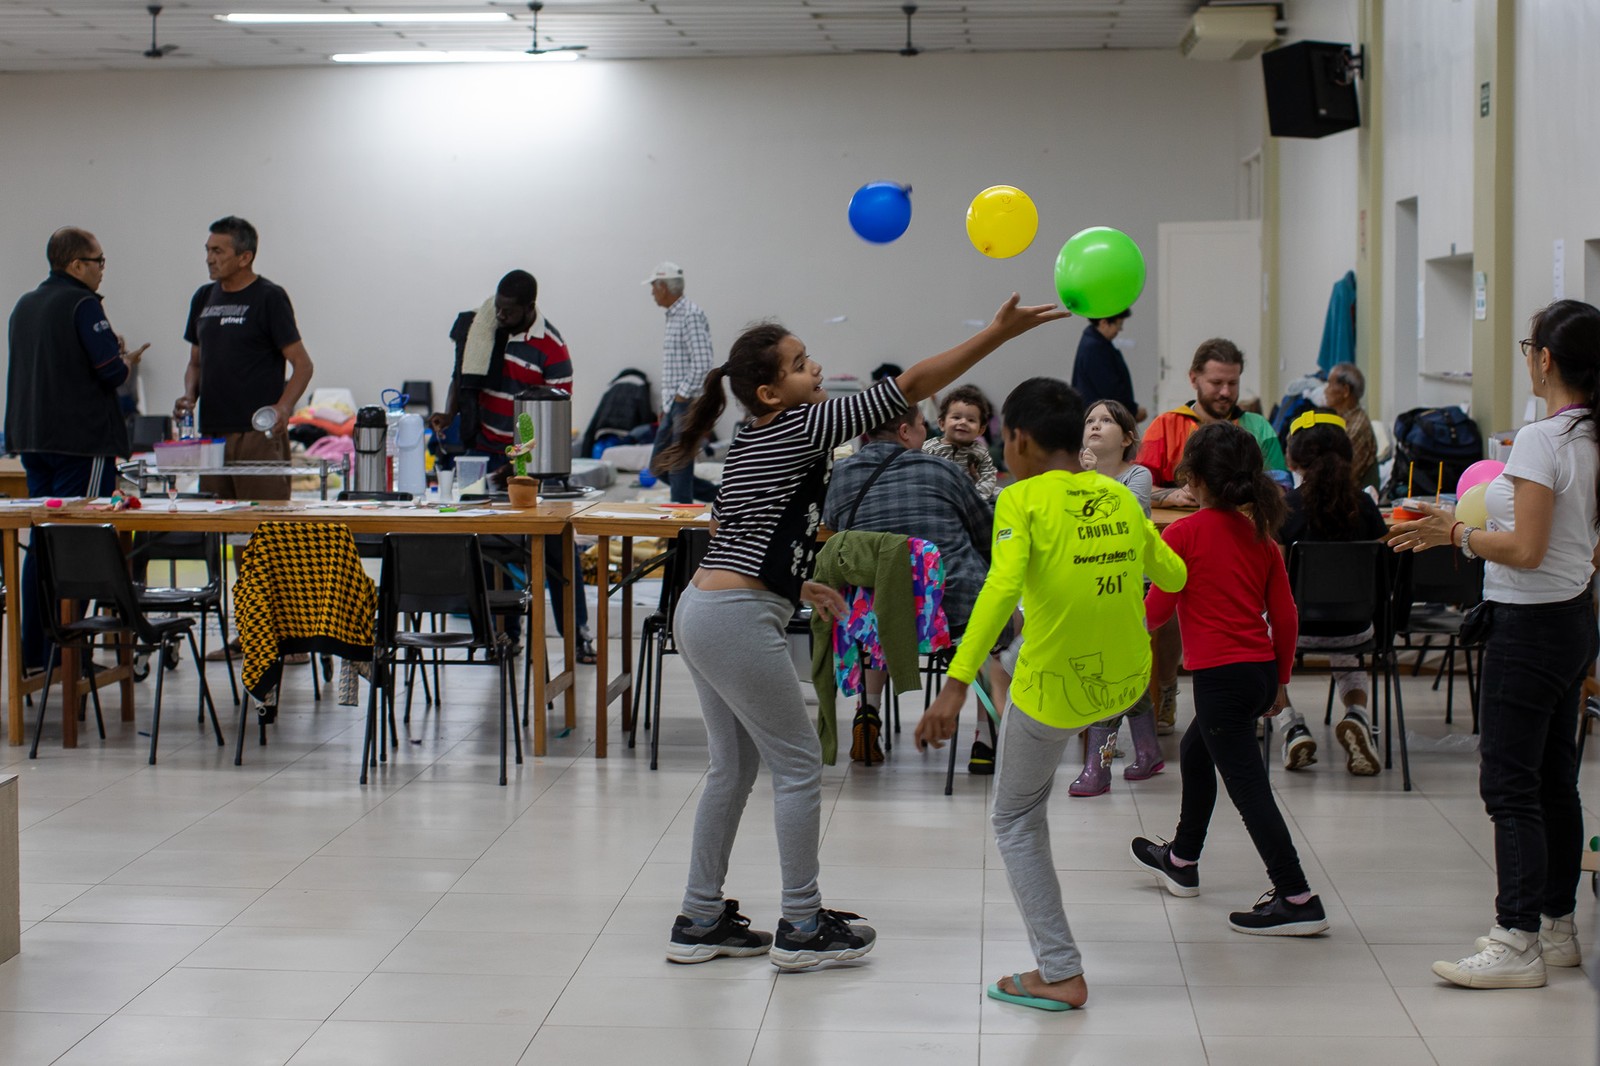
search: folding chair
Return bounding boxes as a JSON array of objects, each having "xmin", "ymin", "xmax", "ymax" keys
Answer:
[
  {"xmin": 363, "ymin": 533, "xmax": 518, "ymax": 785},
  {"xmin": 29, "ymin": 523, "xmax": 224, "ymax": 764},
  {"xmin": 1398, "ymin": 546, "xmax": 1485, "ymax": 730},
  {"xmin": 631, "ymin": 527, "xmax": 711, "ymax": 770},
  {"xmin": 1287, "ymin": 540, "xmax": 1413, "ymax": 790}
]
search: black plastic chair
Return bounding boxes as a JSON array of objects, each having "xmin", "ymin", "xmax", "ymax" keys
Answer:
[
  {"xmin": 29, "ymin": 523, "xmax": 224, "ymax": 764},
  {"xmin": 363, "ymin": 533, "xmax": 518, "ymax": 786},
  {"xmin": 128, "ymin": 530, "xmax": 240, "ymax": 708},
  {"xmin": 631, "ymin": 528, "xmax": 712, "ymax": 769},
  {"xmin": 1397, "ymin": 546, "xmax": 1485, "ymax": 730},
  {"xmin": 1287, "ymin": 540, "xmax": 1412, "ymax": 790}
]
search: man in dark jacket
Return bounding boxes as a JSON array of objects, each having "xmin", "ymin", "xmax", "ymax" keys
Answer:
[
  {"xmin": 1069, "ymin": 309, "xmax": 1145, "ymax": 421},
  {"xmin": 6, "ymin": 226, "xmax": 147, "ymax": 668}
]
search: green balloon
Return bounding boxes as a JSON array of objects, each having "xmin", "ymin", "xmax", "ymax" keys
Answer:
[{"xmin": 1053, "ymin": 227, "xmax": 1147, "ymax": 319}]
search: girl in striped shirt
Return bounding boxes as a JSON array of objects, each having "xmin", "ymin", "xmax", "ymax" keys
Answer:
[{"xmin": 656, "ymin": 295, "xmax": 1066, "ymax": 971}]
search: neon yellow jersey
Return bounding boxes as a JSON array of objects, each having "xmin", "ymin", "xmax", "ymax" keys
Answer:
[{"xmin": 948, "ymin": 470, "xmax": 1188, "ymax": 729}]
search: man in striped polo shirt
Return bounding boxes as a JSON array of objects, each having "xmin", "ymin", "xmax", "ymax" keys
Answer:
[{"xmin": 435, "ymin": 270, "xmax": 594, "ymax": 663}]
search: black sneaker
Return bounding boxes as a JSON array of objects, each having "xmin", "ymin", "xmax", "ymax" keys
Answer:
[
  {"xmin": 1228, "ymin": 890, "xmax": 1330, "ymax": 937},
  {"xmin": 1130, "ymin": 836, "xmax": 1199, "ymax": 897},
  {"xmin": 1282, "ymin": 723, "xmax": 1317, "ymax": 771},
  {"xmin": 770, "ymin": 908, "xmax": 876, "ymax": 971},
  {"xmin": 968, "ymin": 739, "xmax": 996, "ymax": 776},
  {"xmin": 665, "ymin": 899, "xmax": 773, "ymax": 964}
]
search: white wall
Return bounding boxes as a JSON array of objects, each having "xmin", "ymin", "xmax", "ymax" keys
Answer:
[
  {"xmin": 1513, "ymin": 0, "xmax": 1600, "ymax": 425},
  {"xmin": 1380, "ymin": 0, "xmax": 1476, "ymax": 414},
  {"xmin": 1240, "ymin": 0, "xmax": 1362, "ymax": 397},
  {"xmin": 0, "ymin": 50, "xmax": 1245, "ymax": 436}
]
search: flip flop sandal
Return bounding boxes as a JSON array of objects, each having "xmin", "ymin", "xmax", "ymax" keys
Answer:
[
  {"xmin": 986, "ymin": 973, "xmax": 1076, "ymax": 1012},
  {"xmin": 576, "ymin": 640, "xmax": 597, "ymax": 666}
]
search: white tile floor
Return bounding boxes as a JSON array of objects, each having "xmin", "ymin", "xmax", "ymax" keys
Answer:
[{"xmin": 3, "ymin": 620, "xmax": 1598, "ymax": 1065}]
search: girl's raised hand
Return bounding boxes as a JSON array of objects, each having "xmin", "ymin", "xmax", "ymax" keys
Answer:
[{"xmin": 989, "ymin": 293, "xmax": 1071, "ymax": 341}]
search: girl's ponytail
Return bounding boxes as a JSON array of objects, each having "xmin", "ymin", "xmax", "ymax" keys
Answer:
[{"xmin": 652, "ymin": 367, "xmax": 728, "ymax": 476}]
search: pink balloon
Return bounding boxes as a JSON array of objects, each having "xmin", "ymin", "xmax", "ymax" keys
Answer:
[{"xmin": 1456, "ymin": 459, "xmax": 1505, "ymax": 495}]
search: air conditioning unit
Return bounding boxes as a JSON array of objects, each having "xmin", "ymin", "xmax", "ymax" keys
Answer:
[{"xmin": 1179, "ymin": 4, "xmax": 1280, "ymax": 61}]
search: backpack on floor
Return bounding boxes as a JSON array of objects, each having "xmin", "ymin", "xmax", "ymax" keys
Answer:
[{"xmin": 1380, "ymin": 405, "xmax": 1483, "ymax": 502}]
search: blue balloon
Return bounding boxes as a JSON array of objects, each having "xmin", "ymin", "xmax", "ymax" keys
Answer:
[{"xmin": 848, "ymin": 182, "xmax": 913, "ymax": 244}]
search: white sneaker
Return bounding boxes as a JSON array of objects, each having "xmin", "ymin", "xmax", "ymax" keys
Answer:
[
  {"xmin": 1436, "ymin": 925, "xmax": 1547, "ymax": 988},
  {"xmin": 1475, "ymin": 913, "xmax": 1581, "ymax": 968}
]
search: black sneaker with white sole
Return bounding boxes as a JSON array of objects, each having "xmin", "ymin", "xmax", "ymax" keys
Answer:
[
  {"xmin": 1130, "ymin": 836, "xmax": 1199, "ymax": 897},
  {"xmin": 1228, "ymin": 890, "xmax": 1329, "ymax": 936},
  {"xmin": 1282, "ymin": 722, "xmax": 1317, "ymax": 770},
  {"xmin": 666, "ymin": 899, "xmax": 773, "ymax": 963},
  {"xmin": 1334, "ymin": 712, "xmax": 1380, "ymax": 776},
  {"xmin": 770, "ymin": 908, "xmax": 876, "ymax": 971}
]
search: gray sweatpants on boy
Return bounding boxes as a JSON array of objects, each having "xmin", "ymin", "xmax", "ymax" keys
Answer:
[
  {"xmin": 993, "ymin": 702, "xmax": 1085, "ymax": 982},
  {"xmin": 675, "ymin": 584, "xmax": 824, "ymax": 925}
]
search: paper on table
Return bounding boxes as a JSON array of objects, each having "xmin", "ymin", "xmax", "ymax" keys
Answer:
[
  {"xmin": 164, "ymin": 500, "xmax": 250, "ymax": 513},
  {"xmin": 580, "ymin": 508, "xmax": 710, "ymax": 521}
]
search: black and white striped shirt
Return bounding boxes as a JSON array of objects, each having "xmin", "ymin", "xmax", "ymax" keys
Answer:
[{"xmin": 705, "ymin": 378, "xmax": 908, "ymax": 604}]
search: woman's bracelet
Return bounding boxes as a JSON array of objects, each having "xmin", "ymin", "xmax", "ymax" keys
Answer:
[
  {"xmin": 1460, "ymin": 526, "xmax": 1479, "ymax": 560},
  {"xmin": 1449, "ymin": 521, "xmax": 1464, "ymax": 548}
]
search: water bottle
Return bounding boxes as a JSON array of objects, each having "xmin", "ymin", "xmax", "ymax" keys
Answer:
[
  {"xmin": 178, "ymin": 410, "xmax": 197, "ymax": 440},
  {"xmin": 382, "ymin": 389, "xmax": 406, "ymax": 492},
  {"xmin": 393, "ymin": 411, "xmax": 426, "ymax": 498}
]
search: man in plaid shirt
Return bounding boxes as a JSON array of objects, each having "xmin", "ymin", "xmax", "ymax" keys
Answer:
[
  {"xmin": 821, "ymin": 405, "xmax": 994, "ymax": 760},
  {"xmin": 644, "ymin": 262, "xmax": 718, "ymax": 503}
]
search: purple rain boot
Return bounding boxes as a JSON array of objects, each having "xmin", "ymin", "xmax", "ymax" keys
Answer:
[
  {"xmin": 1069, "ymin": 721, "xmax": 1119, "ymax": 797},
  {"xmin": 1123, "ymin": 700, "xmax": 1165, "ymax": 781}
]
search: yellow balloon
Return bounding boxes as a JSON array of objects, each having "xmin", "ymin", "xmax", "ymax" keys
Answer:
[
  {"xmin": 1455, "ymin": 483, "xmax": 1489, "ymax": 527},
  {"xmin": 966, "ymin": 185, "xmax": 1039, "ymax": 259}
]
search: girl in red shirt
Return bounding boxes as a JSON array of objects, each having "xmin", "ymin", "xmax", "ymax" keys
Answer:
[{"xmin": 1130, "ymin": 422, "xmax": 1329, "ymax": 936}]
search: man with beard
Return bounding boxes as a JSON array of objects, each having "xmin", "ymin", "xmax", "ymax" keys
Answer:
[{"xmin": 1135, "ymin": 338, "xmax": 1286, "ymax": 734}]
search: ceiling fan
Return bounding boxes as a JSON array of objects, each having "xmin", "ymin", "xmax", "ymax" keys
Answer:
[
  {"xmin": 855, "ymin": 3, "xmax": 945, "ymax": 58},
  {"xmin": 525, "ymin": 2, "xmax": 588, "ymax": 56},
  {"xmin": 101, "ymin": 4, "xmax": 181, "ymax": 60}
]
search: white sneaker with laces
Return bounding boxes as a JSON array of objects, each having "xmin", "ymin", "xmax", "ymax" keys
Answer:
[
  {"xmin": 1435, "ymin": 925, "xmax": 1546, "ymax": 988},
  {"xmin": 1475, "ymin": 912, "xmax": 1581, "ymax": 968}
]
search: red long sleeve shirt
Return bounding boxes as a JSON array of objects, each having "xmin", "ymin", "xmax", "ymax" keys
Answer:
[{"xmin": 1145, "ymin": 507, "xmax": 1298, "ymax": 684}]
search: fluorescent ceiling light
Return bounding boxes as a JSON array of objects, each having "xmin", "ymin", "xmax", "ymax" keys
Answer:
[
  {"xmin": 220, "ymin": 12, "xmax": 512, "ymax": 25},
  {"xmin": 330, "ymin": 50, "xmax": 579, "ymax": 63}
]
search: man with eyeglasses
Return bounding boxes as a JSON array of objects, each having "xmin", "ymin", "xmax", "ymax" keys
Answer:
[{"xmin": 5, "ymin": 226, "xmax": 149, "ymax": 671}]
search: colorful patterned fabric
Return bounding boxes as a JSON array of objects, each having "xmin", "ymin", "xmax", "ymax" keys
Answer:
[
  {"xmin": 832, "ymin": 538, "xmax": 952, "ymax": 697},
  {"xmin": 233, "ymin": 521, "xmax": 376, "ymax": 702}
]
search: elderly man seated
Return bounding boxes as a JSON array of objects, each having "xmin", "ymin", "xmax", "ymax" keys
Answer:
[
  {"xmin": 822, "ymin": 404, "xmax": 993, "ymax": 762},
  {"xmin": 1323, "ymin": 361, "xmax": 1378, "ymax": 489}
]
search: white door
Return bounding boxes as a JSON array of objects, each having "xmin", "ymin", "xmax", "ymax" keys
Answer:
[{"xmin": 1155, "ymin": 221, "xmax": 1262, "ymax": 416}]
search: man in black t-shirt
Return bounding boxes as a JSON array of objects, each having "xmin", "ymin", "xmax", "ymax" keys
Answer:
[{"xmin": 175, "ymin": 216, "xmax": 313, "ymax": 499}]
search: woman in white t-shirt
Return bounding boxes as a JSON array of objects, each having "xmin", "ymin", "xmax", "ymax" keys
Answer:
[{"xmin": 1391, "ymin": 299, "xmax": 1600, "ymax": 990}]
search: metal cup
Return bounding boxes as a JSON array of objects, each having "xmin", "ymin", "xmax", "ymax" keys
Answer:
[{"xmin": 251, "ymin": 405, "xmax": 280, "ymax": 437}]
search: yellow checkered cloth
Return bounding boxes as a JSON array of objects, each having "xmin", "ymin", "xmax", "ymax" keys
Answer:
[{"xmin": 233, "ymin": 522, "xmax": 376, "ymax": 702}]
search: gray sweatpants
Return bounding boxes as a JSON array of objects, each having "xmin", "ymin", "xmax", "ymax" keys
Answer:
[
  {"xmin": 992, "ymin": 702, "xmax": 1084, "ymax": 982},
  {"xmin": 675, "ymin": 583, "xmax": 824, "ymax": 924}
]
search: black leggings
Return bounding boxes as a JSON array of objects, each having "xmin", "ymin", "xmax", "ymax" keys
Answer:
[{"xmin": 1171, "ymin": 660, "xmax": 1310, "ymax": 898}]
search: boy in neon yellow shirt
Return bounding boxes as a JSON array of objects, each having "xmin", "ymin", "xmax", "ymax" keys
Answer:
[{"xmin": 916, "ymin": 377, "xmax": 1186, "ymax": 1011}]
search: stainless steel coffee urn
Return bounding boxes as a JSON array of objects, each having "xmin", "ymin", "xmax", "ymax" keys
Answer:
[
  {"xmin": 351, "ymin": 405, "xmax": 389, "ymax": 493},
  {"xmin": 512, "ymin": 387, "xmax": 572, "ymax": 486}
]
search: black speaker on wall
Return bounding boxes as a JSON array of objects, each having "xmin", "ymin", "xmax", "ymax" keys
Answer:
[{"xmin": 1261, "ymin": 40, "xmax": 1361, "ymax": 139}]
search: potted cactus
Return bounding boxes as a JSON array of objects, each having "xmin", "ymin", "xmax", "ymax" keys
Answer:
[{"xmin": 505, "ymin": 411, "xmax": 540, "ymax": 507}]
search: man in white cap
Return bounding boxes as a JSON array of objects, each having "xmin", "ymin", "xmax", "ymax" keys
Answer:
[{"xmin": 645, "ymin": 261, "xmax": 717, "ymax": 503}]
